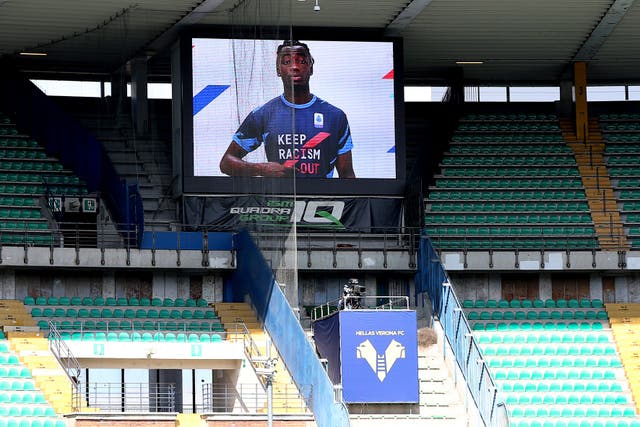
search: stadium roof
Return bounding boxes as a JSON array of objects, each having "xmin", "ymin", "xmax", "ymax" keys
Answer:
[{"xmin": 1, "ymin": 0, "xmax": 640, "ymax": 84}]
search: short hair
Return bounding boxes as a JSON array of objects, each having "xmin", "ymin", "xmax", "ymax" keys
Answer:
[{"xmin": 277, "ymin": 40, "xmax": 314, "ymax": 64}]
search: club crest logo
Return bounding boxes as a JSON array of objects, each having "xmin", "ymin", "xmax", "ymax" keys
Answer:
[
  {"xmin": 356, "ymin": 339, "xmax": 406, "ymax": 382},
  {"xmin": 314, "ymin": 112, "xmax": 324, "ymax": 128}
]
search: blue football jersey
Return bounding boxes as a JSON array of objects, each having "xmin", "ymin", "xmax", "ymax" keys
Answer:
[{"xmin": 233, "ymin": 95, "xmax": 353, "ymax": 178}]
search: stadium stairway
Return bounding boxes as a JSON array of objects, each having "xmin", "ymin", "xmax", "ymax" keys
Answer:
[
  {"xmin": 349, "ymin": 327, "xmax": 468, "ymax": 427},
  {"xmin": 606, "ymin": 303, "xmax": 640, "ymax": 414},
  {"xmin": 214, "ymin": 302, "xmax": 308, "ymax": 414},
  {"xmin": 8, "ymin": 332, "xmax": 93, "ymax": 415},
  {"xmin": 561, "ymin": 118, "xmax": 629, "ymax": 250}
]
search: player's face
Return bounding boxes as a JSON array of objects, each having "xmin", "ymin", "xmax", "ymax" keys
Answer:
[{"xmin": 277, "ymin": 46, "xmax": 313, "ymax": 87}]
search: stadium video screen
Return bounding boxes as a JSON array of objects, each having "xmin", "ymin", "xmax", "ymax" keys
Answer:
[{"xmin": 183, "ymin": 35, "xmax": 405, "ymax": 195}]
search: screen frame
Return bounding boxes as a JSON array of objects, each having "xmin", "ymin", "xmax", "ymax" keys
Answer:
[{"xmin": 180, "ymin": 26, "xmax": 406, "ymax": 196}]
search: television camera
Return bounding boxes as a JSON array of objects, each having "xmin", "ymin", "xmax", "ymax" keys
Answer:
[{"xmin": 340, "ymin": 278, "xmax": 366, "ymax": 310}]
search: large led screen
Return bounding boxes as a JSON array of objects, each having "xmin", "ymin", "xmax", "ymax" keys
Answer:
[{"xmin": 184, "ymin": 34, "xmax": 405, "ymax": 195}]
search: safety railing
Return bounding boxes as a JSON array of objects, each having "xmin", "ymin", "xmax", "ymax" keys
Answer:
[
  {"xmin": 310, "ymin": 295, "xmax": 410, "ymax": 322},
  {"xmin": 48, "ymin": 321, "xmax": 82, "ymax": 385},
  {"xmin": 73, "ymin": 382, "xmax": 176, "ymax": 412},
  {"xmin": 417, "ymin": 235, "xmax": 507, "ymax": 427},
  {"xmin": 201, "ymin": 382, "xmax": 312, "ymax": 414}
]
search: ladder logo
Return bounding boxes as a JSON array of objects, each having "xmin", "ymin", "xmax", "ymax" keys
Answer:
[{"xmin": 356, "ymin": 339, "xmax": 406, "ymax": 382}]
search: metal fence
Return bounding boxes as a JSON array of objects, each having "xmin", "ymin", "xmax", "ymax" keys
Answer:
[
  {"xmin": 201, "ymin": 383, "xmax": 311, "ymax": 414},
  {"xmin": 73, "ymin": 382, "xmax": 176, "ymax": 412}
]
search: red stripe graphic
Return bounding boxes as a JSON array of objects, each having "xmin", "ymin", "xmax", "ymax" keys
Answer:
[{"xmin": 283, "ymin": 132, "xmax": 330, "ymax": 167}]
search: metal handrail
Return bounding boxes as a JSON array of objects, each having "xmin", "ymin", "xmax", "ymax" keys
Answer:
[
  {"xmin": 310, "ymin": 295, "xmax": 410, "ymax": 322},
  {"xmin": 72, "ymin": 381, "xmax": 176, "ymax": 412},
  {"xmin": 201, "ymin": 382, "xmax": 312, "ymax": 414},
  {"xmin": 48, "ymin": 321, "xmax": 81, "ymax": 388}
]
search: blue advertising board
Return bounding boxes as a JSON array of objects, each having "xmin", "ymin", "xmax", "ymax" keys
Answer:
[{"xmin": 339, "ymin": 310, "xmax": 419, "ymax": 403}]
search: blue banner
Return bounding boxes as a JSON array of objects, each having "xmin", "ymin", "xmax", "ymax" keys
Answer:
[{"xmin": 339, "ymin": 310, "xmax": 419, "ymax": 403}]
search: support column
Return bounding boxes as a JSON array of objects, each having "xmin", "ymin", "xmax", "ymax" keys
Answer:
[
  {"xmin": 130, "ymin": 57, "xmax": 149, "ymax": 137},
  {"xmin": 574, "ymin": 62, "xmax": 588, "ymax": 141},
  {"xmin": 0, "ymin": 270, "xmax": 16, "ymax": 300},
  {"xmin": 102, "ymin": 272, "xmax": 116, "ymax": 299},
  {"xmin": 202, "ymin": 274, "xmax": 222, "ymax": 302},
  {"xmin": 559, "ymin": 80, "xmax": 573, "ymax": 118}
]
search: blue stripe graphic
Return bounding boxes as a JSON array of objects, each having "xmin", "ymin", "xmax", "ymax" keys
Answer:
[{"xmin": 193, "ymin": 85, "xmax": 230, "ymax": 115}]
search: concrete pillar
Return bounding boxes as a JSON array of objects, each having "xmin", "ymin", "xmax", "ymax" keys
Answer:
[
  {"xmin": 559, "ymin": 80, "xmax": 573, "ymax": 118},
  {"xmin": 589, "ymin": 273, "xmax": 603, "ymax": 301},
  {"xmin": 110, "ymin": 68, "xmax": 127, "ymax": 116},
  {"xmin": 152, "ymin": 272, "xmax": 178, "ymax": 299},
  {"xmin": 177, "ymin": 274, "xmax": 190, "ymax": 301},
  {"xmin": 0, "ymin": 270, "xmax": 16, "ymax": 299},
  {"xmin": 539, "ymin": 273, "xmax": 552, "ymax": 301},
  {"xmin": 102, "ymin": 272, "xmax": 115, "ymax": 299},
  {"xmin": 130, "ymin": 57, "xmax": 149, "ymax": 137},
  {"xmin": 202, "ymin": 274, "xmax": 222, "ymax": 303},
  {"xmin": 487, "ymin": 273, "xmax": 501, "ymax": 301}
]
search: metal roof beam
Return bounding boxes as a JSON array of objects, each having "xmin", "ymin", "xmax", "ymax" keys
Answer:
[
  {"xmin": 573, "ymin": 0, "xmax": 636, "ymax": 61},
  {"xmin": 144, "ymin": 0, "xmax": 225, "ymax": 56},
  {"xmin": 384, "ymin": 0, "xmax": 434, "ymax": 37}
]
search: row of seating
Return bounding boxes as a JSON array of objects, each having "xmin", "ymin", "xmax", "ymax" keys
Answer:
[
  {"xmin": 443, "ymin": 167, "xmax": 580, "ymax": 177},
  {"xmin": 462, "ymin": 113, "xmax": 557, "ymax": 121},
  {"xmin": 603, "ymin": 123, "xmax": 640, "ymax": 131},
  {"xmin": 443, "ymin": 156, "xmax": 575, "ymax": 166},
  {"xmin": 0, "ymin": 392, "xmax": 47, "ymax": 404},
  {"xmin": 609, "ymin": 167, "xmax": 640, "ymax": 176},
  {"xmin": 0, "ymin": 139, "xmax": 39, "ymax": 149},
  {"xmin": 450, "ymin": 144, "xmax": 571, "ymax": 155},
  {"xmin": 477, "ymin": 332, "xmax": 609, "ymax": 343},
  {"xmin": 427, "ymin": 226, "xmax": 595, "ymax": 236},
  {"xmin": 604, "ymin": 134, "xmax": 640, "ymax": 142},
  {"xmin": 0, "ymin": 234, "xmax": 53, "ymax": 246},
  {"xmin": 429, "ymin": 190, "xmax": 586, "ymax": 201},
  {"xmin": 457, "ymin": 123, "xmax": 559, "ymax": 132},
  {"xmin": 482, "ymin": 344, "xmax": 616, "ymax": 356},
  {"xmin": 609, "ymin": 156, "xmax": 640, "ymax": 165},
  {"xmin": 60, "ymin": 331, "xmax": 223, "ymax": 343},
  {"xmin": 513, "ymin": 420, "xmax": 639, "ymax": 427},
  {"xmin": 452, "ymin": 134, "xmax": 564, "ymax": 143},
  {"xmin": 430, "ymin": 202, "xmax": 590, "ymax": 212},
  {"xmin": 467, "ymin": 298, "xmax": 604, "ymax": 308},
  {"xmin": 460, "ymin": 112, "xmax": 558, "ymax": 122},
  {"xmin": 0, "ymin": 382, "xmax": 36, "ymax": 392},
  {"xmin": 431, "ymin": 239, "xmax": 596, "ymax": 250},
  {"xmin": 46, "ymin": 320, "xmax": 224, "ymax": 333},
  {"xmin": 468, "ymin": 309, "xmax": 608, "ymax": 320},
  {"xmin": 0, "ymin": 150, "xmax": 47, "ymax": 160},
  {"xmin": 472, "ymin": 321, "xmax": 605, "ymax": 331},
  {"xmin": 509, "ymin": 406, "xmax": 635, "ymax": 418},
  {"xmin": 0, "ymin": 221, "xmax": 48, "ymax": 231},
  {"xmin": 606, "ymin": 145, "xmax": 640, "ymax": 154},
  {"xmin": 488, "ymin": 357, "xmax": 619, "ymax": 369},
  {"xmin": 0, "ymin": 368, "xmax": 31, "ymax": 378},
  {"xmin": 501, "ymin": 378, "xmax": 621, "ymax": 391},
  {"xmin": 25, "ymin": 295, "xmax": 209, "ymax": 307},
  {"xmin": 600, "ymin": 113, "xmax": 640, "ymax": 121},
  {"xmin": 434, "ymin": 178, "xmax": 582, "ymax": 189},
  {"xmin": 426, "ymin": 214, "xmax": 591, "ymax": 225},
  {"xmin": 0, "ymin": 419, "xmax": 64, "ymax": 427},
  {"xmin": 0, "ymin": 406, "xmax": 57, "ymax": 417},
  {"xmin": 0, "ymin": 161, "xmax": 63, "ymax": 172},
  {"xmin": 0, "ymin": 184, "xmax": 86, "ymax": 196},
  {"xmin": 32, "ymin": 307, "xmax": 218, "ymax": 320}
]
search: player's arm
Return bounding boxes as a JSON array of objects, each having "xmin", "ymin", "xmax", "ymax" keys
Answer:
[
  {"xmin": 336, "ymin": 151, "xmax": 355, "ymax": 178},
  {"xmin": 219, "ymin": 141, "xmax": 294, "ymax": 177}
]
